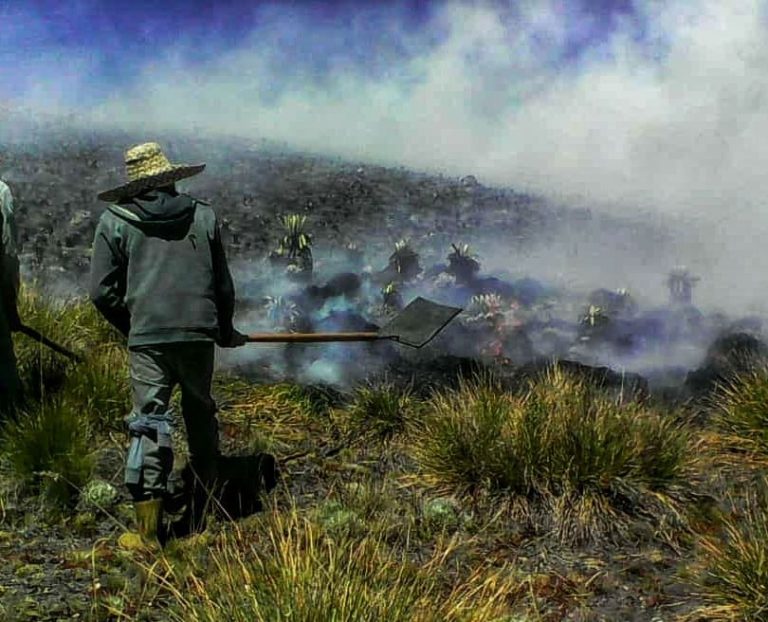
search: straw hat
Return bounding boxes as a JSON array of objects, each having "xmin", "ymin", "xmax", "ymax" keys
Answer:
[{"xmin": 97, "ymin": 142, "xmax": 205, "ymax": 202}]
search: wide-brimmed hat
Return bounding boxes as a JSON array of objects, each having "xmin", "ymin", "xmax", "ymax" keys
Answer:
[{"xmin": 97, "ymin": 142, "xmax": 205, "ymax": 202}]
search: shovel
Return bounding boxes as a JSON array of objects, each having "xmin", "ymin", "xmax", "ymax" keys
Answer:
[{"xmin": 245, "ymin": 296, "xmax": 462, "ymax": 349}]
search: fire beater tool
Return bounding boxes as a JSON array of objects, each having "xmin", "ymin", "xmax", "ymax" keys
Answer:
[
  {"xmin": 17, "ymin": 323, "xmax": 83, "ymax": 363},
  {"xmin": 245, "ymin": 296, "xmax": 462, "ymax": 349}
]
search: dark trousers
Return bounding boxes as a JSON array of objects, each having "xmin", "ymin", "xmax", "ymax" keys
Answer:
[{"xmin": 125, "ymin": 341, "xmax": 219, "ymax": 501}]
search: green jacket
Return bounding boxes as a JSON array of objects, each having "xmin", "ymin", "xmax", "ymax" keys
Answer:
[
  {"xmin": 89, "ymin": 189, "xmax": 236, "ymax": 347},
  {"xmin": 0, "ymin": 180, "xmax": 19, "ymax": 330},
  {"xmin": 0, "ymin": 179, "xmax": 20, "ymax": 413}
]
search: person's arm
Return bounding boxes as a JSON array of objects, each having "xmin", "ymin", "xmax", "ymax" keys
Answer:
[
  {"xmin": 89, "ymin": 213, "xmax": 131, "ymax": 336},
  {"xmin": 210, "ymin": 215, "xmax": 240, "ymax": 346},
  {"xmin": 0, "ymin": 183, "xmax": 21, "ymax": 330}
]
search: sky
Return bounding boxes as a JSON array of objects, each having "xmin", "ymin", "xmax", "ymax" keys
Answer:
[
  {"xmin": 3, "ymin": 0, "xmax": 768, "ymax": 312},
  {"xmin": 2, "ymin": 0, "xmax": 640, "ymax": 107}
]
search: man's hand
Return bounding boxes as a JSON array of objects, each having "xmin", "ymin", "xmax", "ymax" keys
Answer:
[{"xmin": 218, "ymin": 329, "xmax": 247, "ymax": 348}]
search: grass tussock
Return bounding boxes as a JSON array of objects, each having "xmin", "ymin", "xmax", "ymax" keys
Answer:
[
  {"xmin": 348, "ymin": 380, "xmax": 418, "ymax": 440},
  {"xmin": 60, "ymin": 345, "xmax": 130, "ymax": 431},
  {"xmin": 413, "ymin": 367, "xmax": 697, "ymax": 542},
  {"xmin": 710, "ymin": 365, "xmax": 768, "ymax": 459},
  {"xmin": 1, "ymin": 288, "xmax": 127, "ymax": 509},
  {"xmin": 136, "ymin": 506, "xmax": 519, "ymax": 622},
  {"xmin": 0, "ymin": 398, "xmax": 94, "ymax": 507},
  {"xmin": 691, "ymin": 480, "xmax": 768, "ymax": 621},
  {"xmin": 14, "ymin": 286, "xmax": 123, "ymax": 397}
]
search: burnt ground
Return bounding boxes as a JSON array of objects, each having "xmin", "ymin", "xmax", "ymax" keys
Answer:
[
  {"xmin": 1, "ymin": 119, "xmax": 670, "ymax": 290},
  {"xmin": 0, "ymin": 122, "xmax": 739, "ymax": 620}
]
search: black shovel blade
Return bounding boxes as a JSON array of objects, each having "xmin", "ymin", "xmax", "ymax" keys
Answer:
[{"xmin": 378, "ymin": 297, "xmax": 462, "ymax": 348}]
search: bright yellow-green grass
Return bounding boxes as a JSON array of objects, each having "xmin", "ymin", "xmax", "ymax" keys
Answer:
[{"xmin": 126, "ymin": 505, "xmax": 522, "ymax": 622}]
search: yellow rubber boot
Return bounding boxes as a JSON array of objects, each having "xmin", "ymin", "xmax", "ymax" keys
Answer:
[{"xmin": 118, "ymin": 498, "xmax": 164, "ymax": 551}]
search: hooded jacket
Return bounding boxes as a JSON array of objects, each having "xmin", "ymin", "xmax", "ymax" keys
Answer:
[
  {"xmin": 0, "ymin": 181, "xmax": 19, "ymax": 330},
  {"xmin": 89, "ymin": 189, "xmax": 235, "ymax": 347},
  {"xmin": 0, "ymin": 180, "xmax": 21, "ymax": 413}
]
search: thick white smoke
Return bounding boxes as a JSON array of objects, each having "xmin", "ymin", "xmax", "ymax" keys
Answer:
[{"xmin": 6, "ymin": 0, "xmax": 768, "ymax": 316}]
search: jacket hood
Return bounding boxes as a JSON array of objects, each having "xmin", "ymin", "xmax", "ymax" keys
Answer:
[{"xmin": 108, "ymin": 190, "xmax": 199, "ymax": 227}]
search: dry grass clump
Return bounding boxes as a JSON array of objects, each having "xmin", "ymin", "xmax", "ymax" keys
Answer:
[
  {"xmin": 413, "ymin": 366, "xmax": 697, "ymax": 542},
  {"xmin": 710, "ymin": 365, "xmax": 768, "ymax": 460},
  {"xmin": 137, "ymin": 506, "xmax": 519, "ymax": 622},
  {"xmin": 0, "ymin": 398, "xmax": 94, "ymax": 508},
  {"xmin": 348, "ymin": 380, "xmax": 418, "ymax": 440},
  {"xmin": 59, "ymin": 345, "xmax": 130, "ymax": 431},
  {"xmin": 690, "ymin": 480, "xmax": 768, "ymax": 621},
  {"xmin": 1, "ymin": 287, "xmax": 128, "ymax": 509},
  {"xmin": 14, "ymin": 285, "xmax": 123, "ymax": 398}
]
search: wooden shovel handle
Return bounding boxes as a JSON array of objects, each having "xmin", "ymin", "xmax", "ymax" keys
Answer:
[{"xmin": 246, "ymin": 332, "xmax": 387, "ymax": 343}]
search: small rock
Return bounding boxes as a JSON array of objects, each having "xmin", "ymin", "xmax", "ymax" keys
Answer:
[
  {"xmin": 422, "ymin": 497, "xmax": 461, "ymax": 531},
  {"xmin": 81, "ymin": 480, "xmax": 119, "ymax": 511}
]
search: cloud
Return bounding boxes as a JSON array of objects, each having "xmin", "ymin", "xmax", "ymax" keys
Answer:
[{"xmin": 82, "ymin": 1, "xmax": 767, "ymax": 212}]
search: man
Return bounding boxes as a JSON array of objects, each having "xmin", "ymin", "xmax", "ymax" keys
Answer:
[
  {"xmin": 0, "ymin": 176, "xmax": 21, "ymax": 417},
  {"xmin": 90, "ymin": 142, "xmax": 245, "ymax": 545}
]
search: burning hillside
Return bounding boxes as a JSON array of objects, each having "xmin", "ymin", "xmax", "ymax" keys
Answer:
[{"xmin": 1, "ymin": 121, "xmax": 764, "ymax": 397}]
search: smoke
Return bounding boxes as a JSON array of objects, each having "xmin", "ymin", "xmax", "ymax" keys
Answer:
[
  {"xmin": 32, "ymin": 0, "xmax": 753, "ymax": 314},
  {"xmin": 5, "ymin": 0, "xmax": 768, "ymax": 383}
]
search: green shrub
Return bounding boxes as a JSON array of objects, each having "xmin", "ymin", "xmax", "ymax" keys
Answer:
[
  {"xmin": 1, "ymin": 398, "xmax": 94, "ymax": 507},
  {"xmin": 413, "ymin": 367, "xmax": 696, "ymax": 541},
  {"xmin": 313, "ymin": 500, "xmax": 366, "ymax": 538},
  {"xmin": 215, "ymin": 377, "xmax": 332, "ymax": 423},
  {"xmin": 692, "ymin": 480, "xmax": 768, "ymax": 621}
]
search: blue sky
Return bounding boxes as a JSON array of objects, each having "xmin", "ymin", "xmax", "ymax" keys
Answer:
[{"xmin": 1, "ymin": 0, "xmax": 639, "ymax": 106}]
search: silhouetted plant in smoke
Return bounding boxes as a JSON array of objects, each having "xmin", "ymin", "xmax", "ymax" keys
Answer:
[
  {"xmin": 587, "ymin": 288, "xmax": 638, "ymax": 319},
  {"xmin": 344, "ymin": 242, "xmax": 365, "ymax": 271},
  {"xmin": 578, "ymin": 304, "xmax": 612, "ymax": 344},
  {"xmin": 462, "ymin": 294, "xmax": 506, "ymax": 358},
  {"xmin": 666, "ymin": 266, "xmax": 699, "ymax": 306},
  {"xmin": 446, "ymin": 243, "xmax": 480, "ymax": 285},
  {"xmin": 387, "ymin": 239, "xmax": 421, "ymax": 283},
  {"xmin": 264, "ymin": 296, "xmax": 303, "ymax": 332},
  {"xmin": 464, "ymin": 294, "xmax": 504, "ymax": 327},
  {"xmin": 269, "ymin": 214, "xmax": 313, "ymax": 281},
  {"xmin": 381, "ymin": 282, "xmax": 403, "ymax": 314}
]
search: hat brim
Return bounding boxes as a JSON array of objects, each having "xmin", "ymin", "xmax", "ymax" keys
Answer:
[{"xmin": 97, "ymin": 164, "xmax": 206, "ymax": 202}]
